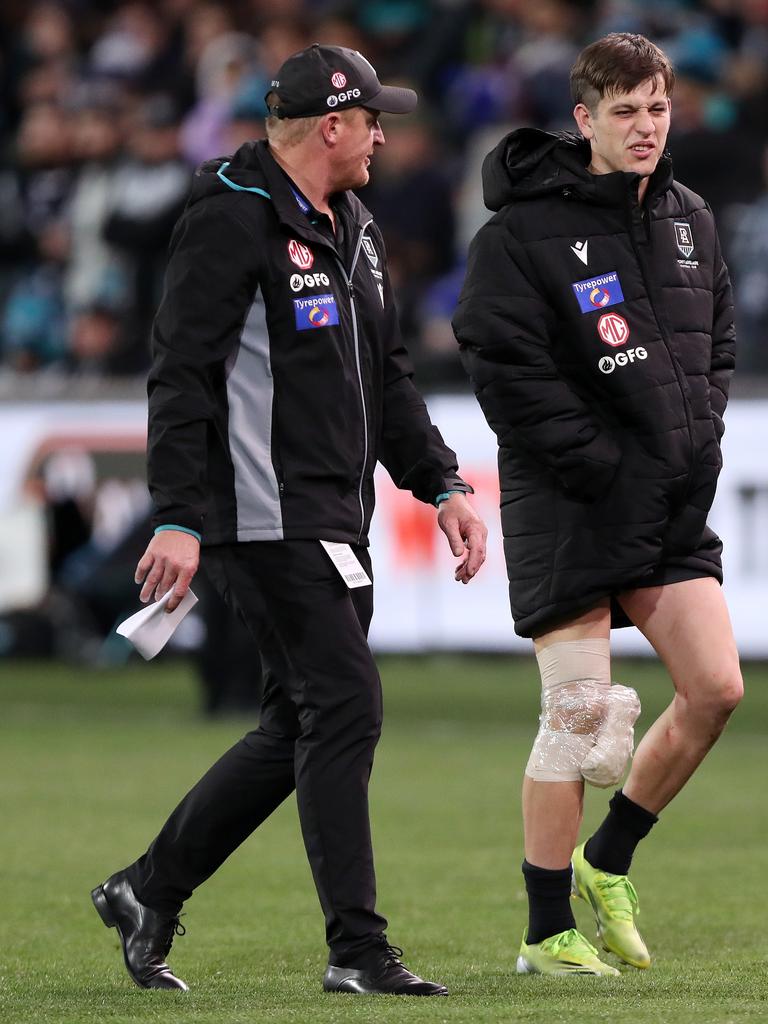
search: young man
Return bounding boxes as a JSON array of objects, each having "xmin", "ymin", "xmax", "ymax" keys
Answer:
[
  {"xmin": 91, "ymin": 44, "xmax": 486, "ymax": 995},
  {"xmin": 454, "ymin": 33, "xmax": 741, "ymax": 975}
]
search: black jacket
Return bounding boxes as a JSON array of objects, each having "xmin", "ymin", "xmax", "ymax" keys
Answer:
[
  {"xmin": 453, "ymin": 129, "xmax": 735, "ymax": 637},
  {"xmin": 147, "ymin": 140, "xmax": 469, "ymax": 545}
]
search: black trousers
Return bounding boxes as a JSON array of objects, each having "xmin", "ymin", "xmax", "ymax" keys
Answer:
[{"xmin": 125, "ymin": 540, "xmax": 388, "ymax": 961}]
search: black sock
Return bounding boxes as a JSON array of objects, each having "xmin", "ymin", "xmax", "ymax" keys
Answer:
[
  {"xmin": 522, "ymin": 860, "xmax": 576, "ymax": 944},
  {"xmin": 584, "ymin": 789, "xmax": 658, "ymax": 876}
]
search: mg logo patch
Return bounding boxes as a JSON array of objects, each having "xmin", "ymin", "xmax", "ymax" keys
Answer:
[
  {"xmin": 674, "ymin": 221, "xmax": 694, "ymax": 258},
  {"xmin": 287, "ymin": 239, "xmax": 314, "ymax": 270},
  {"xmin": 597, "ymin": 312, "xmax": 629, "ymax": 347}
]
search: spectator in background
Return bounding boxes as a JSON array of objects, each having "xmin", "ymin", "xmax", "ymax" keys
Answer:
[
  {"xmin": 666, "ymin": 29, "xmax": 763, "ymax": 223},
  {"xmin": 103, "ymin": 94, "xmax": 190, "ymax": 372},
  {"xmin": 1, "ymin": 100, "xmax": 73, "ymax": 370},
  {"xmin": 364, "ymin": 110, "xmax": 456, "ymax": 345},
  {"xmin": 179, "ymin": 31, "xmax": 260, "ymax": 165},
  {"xmin": 64, "ymin": 85, "xmax": 127, "ymax": 320},
  {"xmin": 725, "ymin": 142, "xmax": 768, "ymax": 374}
]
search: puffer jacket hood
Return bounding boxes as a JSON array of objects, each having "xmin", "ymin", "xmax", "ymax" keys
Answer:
[{"xmin": 481, "ymin": 127, "xmax": 673, "ymax": 211}]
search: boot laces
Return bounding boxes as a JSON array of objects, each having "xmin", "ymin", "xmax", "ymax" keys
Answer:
[
  {"xmin": 595, "ymin": 873, "xmax": 639, "ymax": 922},
  {"xmin": 544, "ymin": 928, "xmax": 598, "ymax": 959}
]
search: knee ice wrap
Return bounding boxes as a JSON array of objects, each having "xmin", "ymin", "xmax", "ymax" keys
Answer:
[{"xmin": 524, "ymin": 639, "xmax": 641, "ymax": 788}]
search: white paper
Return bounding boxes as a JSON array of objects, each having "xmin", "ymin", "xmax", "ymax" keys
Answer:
[
  {"xmin": 319, "ymin": 541, "xmax": 372, "ymax": 588},
  {"xmin": 116, "ymin": 588, "xmax": 199, "ymax": 660}
]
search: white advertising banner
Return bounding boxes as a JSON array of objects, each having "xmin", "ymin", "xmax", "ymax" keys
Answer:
[
  {"xmin": 368, "ymin": 396, "xmax": 768, "ymax": 656},
  {"xmin": 0, "ymin": 397, "xmax": 766, "ymax": 655}
]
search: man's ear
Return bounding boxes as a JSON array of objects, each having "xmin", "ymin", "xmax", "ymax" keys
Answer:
[
  {"xmin": 573, "ymin": 102, "xmax": 594, "ymax": 140},
  {"xmin": 321, "ymin": 113, "xmax": 341, "ymax": 147}
]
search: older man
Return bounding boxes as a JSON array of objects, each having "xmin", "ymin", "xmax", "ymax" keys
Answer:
[{"xmin": 92, "ymin": 43, "xmax": 485, "ymax": 996}]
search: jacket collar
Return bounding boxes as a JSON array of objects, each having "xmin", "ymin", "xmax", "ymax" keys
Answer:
[{"xmin": 249, "ymin": 141, "xmax": 373, "ymax": 245}]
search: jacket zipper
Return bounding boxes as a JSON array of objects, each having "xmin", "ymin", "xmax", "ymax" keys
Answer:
[
  {"xmin": 336, "ymin": 220, "xmax": 373, "ymax": 543},
  {"xmin": 626, "ymin": 195, "xmax": 696, "ymax": 503}
]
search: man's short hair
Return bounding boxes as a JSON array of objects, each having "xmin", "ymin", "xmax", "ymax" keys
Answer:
[
  {"xmin": 265, "ymin": 92, "xmax": 363, "ymax": 147},
  {"xmin": 264, "ymin": 91, "xmax": 323, "ymax": 145},
  {"xmin": 570, "ymin": 33, "xmax": 675, "ymax": 110}
]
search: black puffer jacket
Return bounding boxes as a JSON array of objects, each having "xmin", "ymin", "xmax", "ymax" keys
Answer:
[{"xmin": 453, "ymin": 129, "xmax": 735, "ymax": 637}]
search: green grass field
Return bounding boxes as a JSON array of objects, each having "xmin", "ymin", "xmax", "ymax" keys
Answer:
[{"xmin": 1, "ymin": 654, "xmax": 766, "ymax": 1024}]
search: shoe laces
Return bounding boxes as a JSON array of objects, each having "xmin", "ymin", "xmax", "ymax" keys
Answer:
[
  {"xmin": 594, "ymin": 873, "xmax": 639, "ymax": 922},
  {"xmin": 542, "ymin": 928, "xmax": 599, "ymax": 959},
  {"xmin": 369, "ymin": 936, "xmax": 405, "ymax": 971},
  {"xmin": 158, "ymin": 915, "xmax": 186, "ymax": 958}
]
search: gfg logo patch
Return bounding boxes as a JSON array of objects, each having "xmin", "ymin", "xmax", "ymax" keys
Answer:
[
  {"xmin": 290, "ymin": 272, "xmax": 330, "ymax": 292},
  {"xmin": 327, "ymin": 88, "xmax": 361, "ymax": 107},
  {"xmin": 598, "ymin": 347, "xmax": 648, "ymax": 374}
]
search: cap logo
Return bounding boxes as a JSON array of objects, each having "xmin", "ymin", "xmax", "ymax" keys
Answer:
[
  {"xmin": 327, "ymin": 88, "xmax": 361, "ymax": 108},
  {"xmin": 331, "ymin": 71, "xmax": 347, "ymax": 89},
  {"xmin": 287, "ymin": 239, "xmax": 314, "ymax": 270}
]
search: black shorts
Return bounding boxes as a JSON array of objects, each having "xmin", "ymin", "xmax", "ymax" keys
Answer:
[{"xmin": 609, "ymin": 528, "xmax": 723, "ymax": 629}]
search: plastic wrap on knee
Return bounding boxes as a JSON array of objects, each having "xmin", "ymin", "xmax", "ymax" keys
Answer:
[
  {"xmin": 525, "ymin": 680, "xmax": 610, "ymax": 782},
  {"xmin": 580, "ymin": 684, "xmax": 641, "ymax": 788}
]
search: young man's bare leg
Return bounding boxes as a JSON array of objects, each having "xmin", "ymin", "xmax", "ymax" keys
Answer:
[
  {"xmin": 585, "ymin": 577, "xmax": 742, "ymax": 876},
  {"xmin": 524, "ymin": 601, "xmax": 611, "ymax": 868},
  {"xmin": 517, "ymin": 603, "xmax": 619, "ymax": 973},
  {"xmin": 576, "ymin": 577, "xmax": 743, "ymax": 968}
]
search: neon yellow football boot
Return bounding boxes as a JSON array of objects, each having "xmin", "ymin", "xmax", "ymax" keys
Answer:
[
  {"xmin": 571, "ymin": 842, "xmax": 650, "ymax": 969},
  {"xmin": 516, "ymin": 928, "xmax": 620, "ymax": 976}
]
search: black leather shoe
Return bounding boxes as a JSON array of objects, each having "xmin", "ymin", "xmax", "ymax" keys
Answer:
[
  {"xmin": 323, "ymin": 939, "xmax": 448, "ymax": 996},
  {"xmin": 91, "ymin": 871, "xmax": 189, "ymax": 991}
]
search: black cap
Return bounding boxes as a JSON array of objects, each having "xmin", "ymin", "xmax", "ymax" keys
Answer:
[{"xmin": 266, "ymin": 44, "xmax": 417, "ymax": 119}]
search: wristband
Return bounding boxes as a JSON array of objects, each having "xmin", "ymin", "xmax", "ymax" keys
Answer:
[
  {"xmin": 435, "ymin": 491, "xmax": 463, "ymax": 507},
  {"xmin": 154, "ymin": 524, "xmax": 202, "ymax": 542}
]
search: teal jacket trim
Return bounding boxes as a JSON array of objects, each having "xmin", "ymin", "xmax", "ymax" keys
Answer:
[{"xmin": 216, "ymin": 161, "xmax": 272, "ymax": 199}]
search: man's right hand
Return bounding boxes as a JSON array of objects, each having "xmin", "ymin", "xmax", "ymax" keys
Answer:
[{"xmin": 135, "ymin": 531, "xmax": 200, "ymax": 612}]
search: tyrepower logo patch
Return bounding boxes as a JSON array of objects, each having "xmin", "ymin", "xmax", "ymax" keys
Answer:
[
  {"xmin": 598, "ymin": 347, "xmax": 647, "ymax": 374},
  {"xmin": 293, "ymin": 294, "xmax": 339, "ymax": 331},
  {"xmin": 572, "ymin": 271, "xmax": 624, "ymax": 314},
  {"xmin": 287, "ymin": 239, "xmax": 313, "ymax": 270},
  {"xmin": 597, "ymin": 312, "xmax": 629, "ymax": 347}
]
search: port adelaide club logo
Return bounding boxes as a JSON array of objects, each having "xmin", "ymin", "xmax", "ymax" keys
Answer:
[{"xmin": 674, "ymin": 221, "xmax": 699, "ymax": 268}]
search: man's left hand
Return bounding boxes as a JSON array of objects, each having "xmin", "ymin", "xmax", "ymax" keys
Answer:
[{"xmin": 437, "ymin": 493, "xmax": 488, "ymax": 583}]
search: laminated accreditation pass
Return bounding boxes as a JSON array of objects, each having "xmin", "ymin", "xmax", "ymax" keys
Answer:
[
  {"xmin": 319, "ymin": 541, "xmax": 372, "ymax": 588},
  {"xmin": 116, "ymin": 588, "xmax": 199, "ymax": 660}
]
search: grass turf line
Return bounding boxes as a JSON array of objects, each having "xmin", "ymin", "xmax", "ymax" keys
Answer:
[{"xmin": 0, "ymin": 655, "xmax": 766, "ymax": 1023}]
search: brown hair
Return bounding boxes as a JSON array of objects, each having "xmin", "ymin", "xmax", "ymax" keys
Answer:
[{"xmin": 570, "ymin": 33, "xmax": 675, "ymax": 110}]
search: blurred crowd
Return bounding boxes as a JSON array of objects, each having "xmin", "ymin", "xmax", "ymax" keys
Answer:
[{"xmin": 3, "ymin": 0, "xmax": 768, "ymax": 383}]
